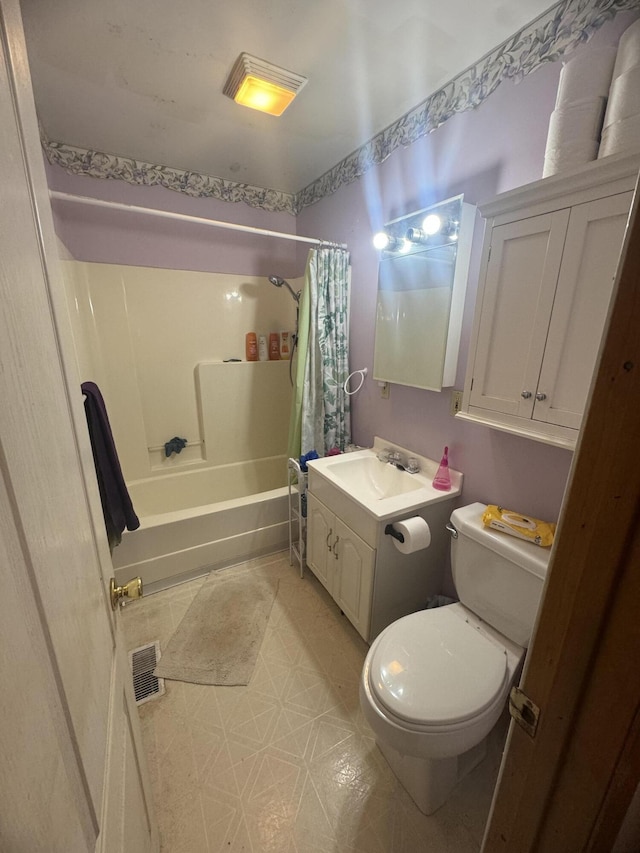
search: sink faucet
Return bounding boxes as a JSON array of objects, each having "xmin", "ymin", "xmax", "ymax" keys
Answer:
[{"xmin": 378, "ymin": 448, "xmax": 420, "ymax": 473}]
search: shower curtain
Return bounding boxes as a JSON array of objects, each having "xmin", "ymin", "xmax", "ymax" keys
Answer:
[{"xmin": 288, "ymin": 246, "xmax": 351, "ymax": 458}]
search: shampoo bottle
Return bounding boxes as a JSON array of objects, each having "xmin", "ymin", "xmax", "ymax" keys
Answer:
[
  {"xmin": 269, "ymin": 333, "xmax": 280, "ymax": 360},
  {"xmin": 245, "ymin": 332, "xmax": 258, "ymax": 361},
  {"xmin": 280, "ymin": 331, "xmax": 290, "ymax": 359},
  {"xmin": 432, "ymin": 446, "xmax": 452, "ymax": 491}
]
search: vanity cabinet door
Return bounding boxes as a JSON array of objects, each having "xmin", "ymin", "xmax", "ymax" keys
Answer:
[
  {"xmin": 306, "ymin": 492, "xmax": 334, "ymax": 593},
  {"xmin": 532, "ymin": 191, "xmax": 633, "ymax": 430},
  {"xmin": 332, "ymin": 518, "xmax": 375, "ymax": 642},
  {"xmin": 468, "ymin": 209, "xmax": 570, "ymax": 417}
]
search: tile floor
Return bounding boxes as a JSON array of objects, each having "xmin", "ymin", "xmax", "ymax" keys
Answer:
[{"xmin": 121, "ymin": 551, "xmax": 506, "ymax": 853}]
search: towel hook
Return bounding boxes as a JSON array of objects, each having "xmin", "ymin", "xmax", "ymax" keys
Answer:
[{"xmin": 344, "ymin": 367, "xmax": 367, "ymax": 396}]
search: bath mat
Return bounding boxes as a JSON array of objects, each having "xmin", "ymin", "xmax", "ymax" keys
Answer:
[{"xmin": 154, "ymin": 570, "xmax": 278, "ymax": 686}]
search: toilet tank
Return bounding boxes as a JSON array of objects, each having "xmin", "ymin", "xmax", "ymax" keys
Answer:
[{"xmin": 450, "ymin": 503, "xmax": 551, "ymax": 648}]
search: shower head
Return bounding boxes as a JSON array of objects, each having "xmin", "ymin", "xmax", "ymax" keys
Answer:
[{"xmin": 268, "ymin": 275, "xmax": 300, "ymax": 303}]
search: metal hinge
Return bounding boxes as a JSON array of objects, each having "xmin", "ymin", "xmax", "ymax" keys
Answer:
[{"xmin": 509, "ymin": 686, "xmax": 540, "ymax": 738}]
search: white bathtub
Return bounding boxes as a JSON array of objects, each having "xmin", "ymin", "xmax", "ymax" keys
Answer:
[{"xmin": 111, "ymin": 457, "xmax": 289, "ymax": 592}]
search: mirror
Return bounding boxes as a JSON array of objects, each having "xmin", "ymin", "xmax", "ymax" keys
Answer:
[{"xmin": 373, "ymin": 195, "xmax": 475, "ymax": 391}]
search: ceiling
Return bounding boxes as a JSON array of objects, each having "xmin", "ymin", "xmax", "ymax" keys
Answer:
[{"xmin": 21, "ymin": 0, "xmax": 556, "ymax": 197}]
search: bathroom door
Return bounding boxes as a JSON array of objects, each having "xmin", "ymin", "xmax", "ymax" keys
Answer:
[{"xmin": 0, "ymin": 1, "xmax": 157, "ymax": 850}]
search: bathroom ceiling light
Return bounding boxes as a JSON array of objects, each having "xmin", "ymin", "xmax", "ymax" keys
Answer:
[{"xmin": 223, "ymin": 53, "xmax": 308, "ymax": 117}]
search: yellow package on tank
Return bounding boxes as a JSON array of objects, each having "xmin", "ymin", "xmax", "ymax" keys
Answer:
[{"xmin": 481, "ymin": 505, "xmax": 556, "ymax": 547}]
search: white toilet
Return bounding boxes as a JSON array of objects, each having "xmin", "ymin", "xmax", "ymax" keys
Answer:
[{"xmin": 359, "ymin": 501, "xmax": 550, "ymax": 815}]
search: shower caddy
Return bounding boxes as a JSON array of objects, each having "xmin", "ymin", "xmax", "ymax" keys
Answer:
[{"xmin": 287, "ymin": 457, "xmax": 307, "ymax": 577}]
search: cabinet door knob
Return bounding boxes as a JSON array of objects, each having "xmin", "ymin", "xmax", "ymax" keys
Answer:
[
  {"xmin": 521, "ymin": 390, "xmax": 532, "ymax": 399},
  {"xmin": 326, "ymin": 528, "xmax": 333, "ymax": 551},
  {"xmin": 333, "ymin": 536, "xmax": 339, "ymax": 559},
  {"xmin": 535, "ymin": 392, "xmax": 547, "ymax": 401}
]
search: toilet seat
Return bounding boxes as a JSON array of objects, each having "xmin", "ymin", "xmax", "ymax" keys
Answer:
[{"xmin": 369, "ymin": 606, "xmax": 508, "ymax": 728}]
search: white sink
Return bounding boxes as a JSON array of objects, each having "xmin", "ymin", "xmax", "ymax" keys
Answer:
[
  {"xmin": 306, "ymin": 441, "xmax": 462, "ymax": 521},
  {"xmin": 325, "ymin": 455, "xmax": 424, "ymax": 500}
]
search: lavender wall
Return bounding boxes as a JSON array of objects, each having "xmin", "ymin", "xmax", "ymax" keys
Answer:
[{"xmin": 46, "ymin": 165, "xmax": 303, "ymax": 279}]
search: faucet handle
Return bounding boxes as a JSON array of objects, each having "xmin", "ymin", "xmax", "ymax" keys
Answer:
[
  {"xmin": 377, "ymin": 447, "xmax": 392, "ymax": 463},
  {"xmin": 406, "ymin": 456, "xmax": 420, "ymax": 474}
]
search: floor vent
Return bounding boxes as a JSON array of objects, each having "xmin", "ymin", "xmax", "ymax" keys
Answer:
[{"xmin": 129, "ymin": 641, "xmax": 165, "ymax": 705}]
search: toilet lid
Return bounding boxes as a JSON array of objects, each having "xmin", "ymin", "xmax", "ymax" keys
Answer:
[{"xmin": 369, "ymin": 608, "xmax": 508, "ymax": 726}]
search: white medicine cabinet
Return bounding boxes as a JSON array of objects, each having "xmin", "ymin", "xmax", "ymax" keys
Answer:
[
  {"xmin": 459, "ymin": 153, "xmax": 639, "ymax": 449},
  {"xmin": 373, "ymin": 195, "xmax": 476, "ymax": 391}
]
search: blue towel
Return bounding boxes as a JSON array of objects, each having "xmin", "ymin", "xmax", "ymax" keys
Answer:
[
  {"xmin": 299, "ymin": 449, "xmax": 319, "ymax": 472},
  {"xmin": 165, "ymin": 436, "xmax": 188, "ymax": 457},
  {"xmin": 81, "ymin": 382, "xmax": 139, "ymax": 549}
]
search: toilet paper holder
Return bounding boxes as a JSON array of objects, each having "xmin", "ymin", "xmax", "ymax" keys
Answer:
[{"xmin": 384, "ymin": 523, "xmax": 405, "ymax": 544}]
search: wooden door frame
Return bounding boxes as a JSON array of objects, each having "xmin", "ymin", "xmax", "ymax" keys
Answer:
[{"xmin": 483, "ymin": 175, "xmax": 640, "ymax": 850}]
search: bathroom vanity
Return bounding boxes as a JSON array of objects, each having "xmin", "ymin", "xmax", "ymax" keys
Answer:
[
  {"xmin": 306, "ymin": 440, "xmax": 462, "ymax": 642},
  {"xmin": 459, "ymin": 152, "xmax": 639, "ymax": 449}
]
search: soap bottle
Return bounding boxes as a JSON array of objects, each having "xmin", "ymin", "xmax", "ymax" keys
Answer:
[
  {"xmin": 245, "ymin": 332, "xmax": 258, "ymax": 362},
  {"xmin": 432, "ymin": 446, "xmax": 452, "ymax": 491},
  {"xmin": 258, "ymin": 334, "xmax": 268, "ymax": 361}
]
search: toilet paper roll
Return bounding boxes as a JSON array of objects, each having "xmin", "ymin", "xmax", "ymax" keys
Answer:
[
  {"xmin": 598, "ymin": 113, "xmax": 640, "ymax": 159},
  {"xmin": 603, "ymin": 66, "xmax": 640, "ymax": 128},
  {"xmin": 611, "ymin": 19, "xmax": 640, "ymax": 80},
  {"xmin": 545, "ymin": 98, "xmax": 606, "ymax": 152},
  {"xmin": 390, "ymin": 517, "xmax": 431, "ymax": 554},
  {"xmin": 543, "ymin": 140, "xmax": 600, "ymax": 177},
  {"xmin": 556, "ymin": 46, "xmax": 617, "ymax": 106}
]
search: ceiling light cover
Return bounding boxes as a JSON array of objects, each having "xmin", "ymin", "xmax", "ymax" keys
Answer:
[{"xmin": 223, "ymin": 53, "xmax": 307, "ymax": 117}]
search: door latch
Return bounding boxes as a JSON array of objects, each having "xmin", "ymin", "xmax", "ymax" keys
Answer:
[{"xmin": 509, "ymin": 686, "xmax": 540, "ymax": 738}]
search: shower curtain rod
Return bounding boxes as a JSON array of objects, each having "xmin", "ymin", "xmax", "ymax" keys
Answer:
[{"xmin": 49, "ymin": 191, "xmax": 347, "ymax": 249}]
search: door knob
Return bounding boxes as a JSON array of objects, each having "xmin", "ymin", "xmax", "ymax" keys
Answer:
[
  {"xmin": 110, "ymin": 577, "xmax": 143, "ymax": 610},
  {"xmin": 535, "ymin": 392, "xmax": 547, "ymax": 401},
  {"xmin": 521, "ymin": 390, "xmax": 532, "ymax": 399}
]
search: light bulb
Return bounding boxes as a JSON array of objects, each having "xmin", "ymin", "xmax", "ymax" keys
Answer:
[
  {"xmin": 374, "ymin": 232, "xmax": 410, "ymax": 253},
  {"xmin": 422, "ymin": 214, "xmax": 442, "ymax": 235},
  {"xmin": 373, "ymin": 231, "xmax": 390, "ymax": 250}
]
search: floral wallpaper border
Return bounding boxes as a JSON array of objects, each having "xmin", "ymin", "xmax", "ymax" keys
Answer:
[
  {"xmin": 42, "ymin": 0, "xmax": 637, "ymax": 217},
  {"xmin": 43, "ymin": 138, "xmax": 298, "ymax": 215}
]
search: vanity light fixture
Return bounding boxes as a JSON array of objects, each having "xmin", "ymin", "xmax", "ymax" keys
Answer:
[
  {"xmin": 223, "ymin": 53, "xmax": 308, "ymax": 117},
  {"xmin": 373, "ymin": 232, "xmax": 411, "ymax": 253}
]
